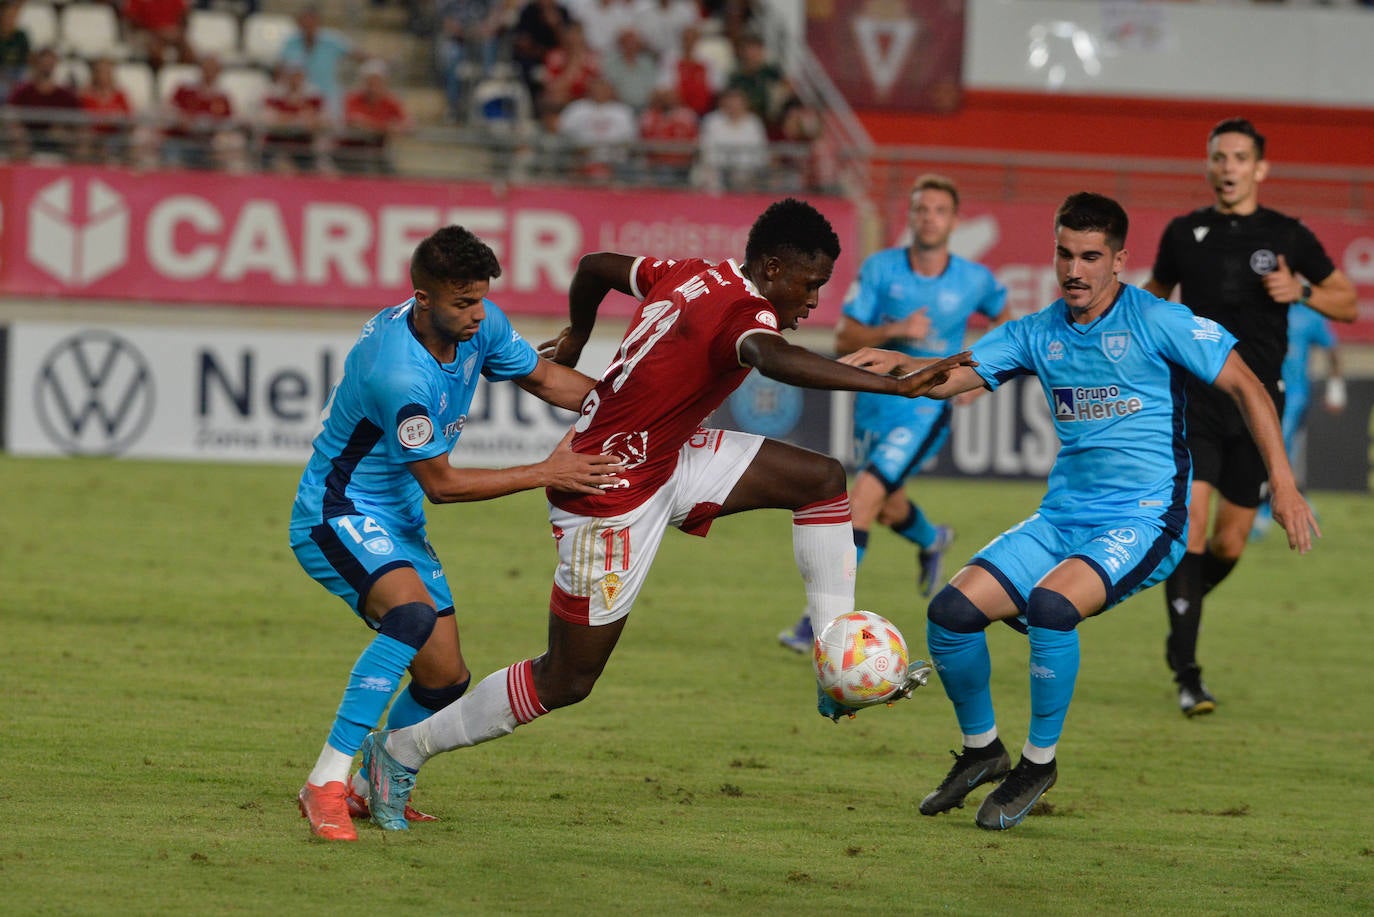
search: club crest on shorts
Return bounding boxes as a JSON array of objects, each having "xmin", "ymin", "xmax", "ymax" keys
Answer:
[
  {"xmin": 601, "ymin": 572, "xmax": 623, "ymax": 608},
  {"xmin": 1102, "ymin": 331, "xmax": 1131, "ymax": 363}
]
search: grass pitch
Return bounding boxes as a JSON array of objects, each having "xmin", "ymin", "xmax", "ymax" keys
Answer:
[{"xmin": 2, "ymin": 455, "xmax": 1371, "ymax": 915}]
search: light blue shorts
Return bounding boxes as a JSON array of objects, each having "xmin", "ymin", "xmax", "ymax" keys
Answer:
[
  {"xmin": 970, "ymin": 512, "xmax": 1185, "ymax": 618},
  {"xmin": 853, "ymin": 402, "xmax": 951, "ymax": 491},
  {"xmin": 290, "ymin": 513, "xmax": 455, "ymax": 625}
]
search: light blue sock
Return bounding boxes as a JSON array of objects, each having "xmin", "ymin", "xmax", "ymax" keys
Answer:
[
  {"xmin": 893, "ymin": 501, "xmax": 937, "ymax": 549},
  {"xmin": 927, "ymin": 620, "xmax": 995, "ymax": 735},
  {"xmin": 384, "ymin": 682, "xmax": 432, "ymax": 730},
  {"xmin": 326, "ymin": 633, "xmax": 417, "ymax": 755},
  {"xmin": 1027, "ymin": 626, "xmax": 1080, "ymax": 748}
]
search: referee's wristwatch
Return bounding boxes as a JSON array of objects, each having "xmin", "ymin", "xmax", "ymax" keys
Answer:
[{"xmin": 1297, "ymin": 280, "xmax": 1312, "ymax": 306}]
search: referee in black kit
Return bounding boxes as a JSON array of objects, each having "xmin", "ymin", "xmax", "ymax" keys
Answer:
[{"xmin": 1142, "ymin": 117, "xmax": 1357, "ymax": 717}]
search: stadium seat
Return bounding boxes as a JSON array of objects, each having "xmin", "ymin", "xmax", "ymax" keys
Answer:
[
  {"xmin": 54, "ymin": 55, "xmax": 90, "ymax": 91},
  {"xmin": 241, "ymin": 12, "xmax": 296, "ymax": 68},
  {"xmin": 114, "ymin": 60, "xmax": 156, "ymax": 112},
  {"xmin": 17, "ymin": 1, "xmax": 60, "ymax": 51},
  {"xmin": 186, "ymin": 9, "xmax": 241, "ymax": 64},
  {"xmin": 468, "ymin": 72, "xmax": 533, "ymax": 135},
  {"xmin": 218, "ymin": 66, "xmax": 270, "ymax": 118},
  {"xmin": 59, "ymin": 2, "xmax": 129, "ymax": 61},
  {"xmin": 156, "ymin": 61, "xmax": 200, "ymax": 103}
]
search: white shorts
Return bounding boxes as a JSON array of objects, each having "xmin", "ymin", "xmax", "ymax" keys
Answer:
[{"xmin": 548, "ymin": 428, "xmax": 764, "ymax": 626}]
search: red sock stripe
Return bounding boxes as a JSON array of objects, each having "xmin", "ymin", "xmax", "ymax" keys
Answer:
[
  {"xmin": 793, "ymin": 494, "xmax": 852, "ymax": 526},
  {"xmin": 507, "ymin": 659, "xmax": 548, "ymax": 725}
]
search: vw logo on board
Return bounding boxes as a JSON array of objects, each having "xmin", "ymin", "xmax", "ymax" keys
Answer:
[{"xmin": 34, "ymin": 330, "xmax": 155, "ymax": 455}]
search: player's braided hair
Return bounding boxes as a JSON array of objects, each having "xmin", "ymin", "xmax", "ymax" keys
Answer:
[
  {"xmin": 745, "ymin": 198, "xmax": 841, "ymax": 265},
  {"xmin": 1055, "ymin": 192, "xmax": 1129, "ymax": 251},
  {"xmin": 411, "ymin": 225, "xmax": 503, "ymax": 292}
]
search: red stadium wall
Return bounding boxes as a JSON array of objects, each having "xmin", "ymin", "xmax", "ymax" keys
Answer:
[{"xmin": 858, "ymin": 90, "xmax": 1374, "ymax": 167}]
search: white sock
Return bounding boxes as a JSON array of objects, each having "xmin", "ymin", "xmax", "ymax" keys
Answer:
[
  {"xmin": 386, "ymin": 661, "xmax": 546, "ymax": 770},
  {"xmin": 307, "ymin": 744, "xmax": 354, "ymax": 787},
  {"xmin": 792, "ymin": 496, "xmax": 857, "ymax": 636},
  {"xmin": 1022, "ymin": 741, "xmax": 1056, "ymax": 765},
  {"xmin": 963, "ymin": 728, "xmax": 999, "ymax": 750}
]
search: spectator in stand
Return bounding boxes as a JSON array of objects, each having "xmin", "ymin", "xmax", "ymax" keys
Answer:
[
  {"xmin": 694, "ymin": 84, "xmax": 767, "ymax": 192},
  {"xmin": 3, "ymin": 47, "xmax": 82, "ymax": 160},
  {"xmin": 771, "ymin": 96, "xmax": 829, "ymax": 192},
  {"xmin": 637, "ymin": 84, "xmax": 696, "ymax": 185},
  {"xmin": 279, "ymin": 4, "xmax": 364, "ymax": 118},
  {"xmin": 260, "ymin": 61, "xmax": 331, "ymax": 174},
  {"xmin": 566, "ymin": 0, "xmax": 633, "ymax": 55},
  {"xmin": 600, "ymin": 26, "xmax": 657, "ymax": 112},
  {"xmin": 164, "ymin": 53, "xmax": 246, "ymax": 171},
  {"xmin": 0, "ymin": 0, "xmax": 31, "ymax": 102},
  {"xmin": 511, "ymin": 0, "xmax": 571, "ymax": 108},
  {"xmin": 123, "ymin": 0, "xmax": 193, "ymax": 72},
  {"xmin": 540, "ymin": 19, "xmax": 600, "ymax": 107},
  {"xmin": 656, "ymin": 24, "xmax": 716, "ymax": 118},
  {"xmin": 632, "ymin": 0, "xmax": 701, "ymax": 61},
  {"xmin": 77, "ymin": 56, "xmax": 133, "ymax": 164},
  {"xmin": 339, "ymin": 58, "xmax": 412, "ymax": 174},
  {"xmin": 556, "ymin": 74, "xmax": 636, "ymax": 181},
  {"xmin": 726, "ymin": 32, "xmax": 788, "ymax": 136},
  {"xmin": 435, "ymin": 0, "xmax": 508, "ymax": 123}
]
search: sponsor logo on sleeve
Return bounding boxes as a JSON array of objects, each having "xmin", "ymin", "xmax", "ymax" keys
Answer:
[
  {"xmin": 398, "ymin": 414, "xmax": 434, "ymax": 448},
  {"xmin": 1191, "ymin": 317, "xmax": 1225, "ymax": 343},
  {"xmin": 755, "ymin": 309, "xmax": 778, "ymax": 329}
]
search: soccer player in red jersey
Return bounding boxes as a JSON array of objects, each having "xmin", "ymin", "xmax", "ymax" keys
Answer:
[{"xmin": 358, "ymin": 199, "xmax": 972, "ymax": 830}]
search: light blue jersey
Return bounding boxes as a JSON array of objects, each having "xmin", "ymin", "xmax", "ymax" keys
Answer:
[
  {"xmin": 1281, "ymin": 304, "xmax": 1336, "ymax": 450},
  {"xmin": 973, "ymin": 284, "xmax": 1237, "ymax": 536},
  {"xmin": 292, "ymin": 298, "xmax": 538, "ymax": 535},
  {"xmin": 847, "ymin": 248, "xmax": 1006, "ymax": 433}
]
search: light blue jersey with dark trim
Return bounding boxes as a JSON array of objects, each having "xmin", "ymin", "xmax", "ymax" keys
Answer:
[
  {"xmin": 291, "ymin": 298, "xmax": 538, "ymax": 533},
  {"xmin": 1281, "ymin": 304, "xmax": 1336, "ymax": 445},
  {"xmin": 971, "ymin": 283, "xmax": 1237, "ymax": 534},
  {"xmin": 845, "ymin": 248, "xmax": 1005, "ymax": 430}
]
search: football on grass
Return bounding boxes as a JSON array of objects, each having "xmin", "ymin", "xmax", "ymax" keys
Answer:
[{"xmin": 814, "ymin": 611, "xmax": 911, "ymax": 707}]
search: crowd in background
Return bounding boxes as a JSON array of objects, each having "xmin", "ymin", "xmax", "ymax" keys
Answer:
[
  {"xmin": 2, "ymin": 0, "xmax": 416, "ymax": 174},
  {"xmin": 0, "ymin": 0, "xmax": 838, "ymax": 191}
]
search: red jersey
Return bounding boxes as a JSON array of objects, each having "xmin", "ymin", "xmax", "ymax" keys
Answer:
[
  {"xmin": 552, "ymin": 256, "xmax": 782, "ymax": 516},
  {"xmin": 123, "ymin": 0, "xmax": 188, "ymax": 31}
]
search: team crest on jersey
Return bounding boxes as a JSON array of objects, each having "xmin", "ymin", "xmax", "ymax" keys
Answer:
[
  {"xmin": 601, "ymin": 572, "xmax": 623, "ymax": 608},
  {"xmin": 755, "ymin": 309, "xmax": 778, "ymax": 329},
  {"xmin": 603, "ymin": 430, "xmax": 649, "ymax": 469},
  {"xmin": 1250, "ymin": 249, "xmax": 1278, "ymax": 275},
  {"xmin": 1107, "ymin": 528, "xmax": 1138, "ymax": 545},
  {"xmin": 1102, "ymin": 332, "xmax": 1131, "ymax": 363},
  {"xmin": 1193, "ymin": 226, "xmax": 1209, "ymax": 243},
  {"xmin": 398, "ymin": 414, "xmax": 434, "ymax": 448},
  {"xmin": 1046, "ymin": 340, "xmax": 1065, "ymax": 361},
  {"xmin": 462, "ymin": 354, "xmax": 478, "ymax": 384},
  {"xmin": 1191, "ymin": 316, "xmax": 1225, "ymax": 342}
]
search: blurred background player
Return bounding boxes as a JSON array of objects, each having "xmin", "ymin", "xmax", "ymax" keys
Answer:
[
  {"xmin": 777, "ymin": 174, "xmax": 1006, "ymax": 654},
  {"xmin": 1143, "ymin": 118, "xmax": 1356, "ymax": 716},
  {"xmin": 291, "ymin": 225, "xmax": 624, "ymax": 841},
  {"xmin": 356, "ymin": 199, "xmax": 972, "ymax": 833},
  {"xmin": 1250, "ymin": 304, "xmax": 1345, "ymax": 540},
  {"xmin": 846, "ymin": 192, "xmax": 1315, "ymax": 830}
]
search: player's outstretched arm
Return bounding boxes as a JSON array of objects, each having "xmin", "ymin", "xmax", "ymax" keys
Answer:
[
  {"xmin": 1211, "ymin": 352, "xmax": 1319, "ymax": 553},
  {"xmin": 515, "ymin": 357, "xmax": 599, "ymax": 411},
  {"xmin": 741, "ymin": 336, "xmax": 975, "ymax": 396},
  {"xmin": 408, "ymin": 430, "xmax": 625, "ymax": 503},
  {"xmin": 838, "ymin": 347, "xmax": 984, "ymax": 400},
  {"xmin": 540, "ymin": 252, "xmax": 639, "ymax": 367}
]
